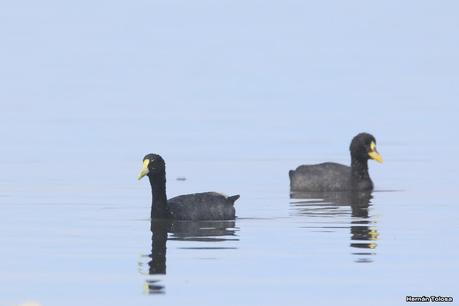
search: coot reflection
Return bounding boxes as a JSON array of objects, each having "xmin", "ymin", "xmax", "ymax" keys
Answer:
[
  {"xmin": 290, "ymin": 190, "xmax": 379, "ymax": 263},
  {"xmin": 140, "ymin": 220, "xmax": 238, "ymax": 294}
]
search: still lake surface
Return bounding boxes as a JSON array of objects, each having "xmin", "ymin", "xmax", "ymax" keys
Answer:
[{"xmin": 1, "ymin": 1, "xmax": 459, "ymax": 305}]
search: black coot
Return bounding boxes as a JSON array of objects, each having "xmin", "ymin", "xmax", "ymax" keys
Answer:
[
  {"xmin": 138, "ymin": 154, "xmax": 239, "ymax": 220},
  {"xmin": 289, "ymin": 133, "xmax": 383, "ymax": 192}
]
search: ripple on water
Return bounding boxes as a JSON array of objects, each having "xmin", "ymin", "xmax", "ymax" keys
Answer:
[
  {"xmin": 290, "ymin": 190, "xmax": 383, "ymax": 263},
  {"xmin": 139, "ymin": 220, "xmax": 239, "ymax": 294}
]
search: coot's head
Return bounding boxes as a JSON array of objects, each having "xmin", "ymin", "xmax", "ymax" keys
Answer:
[
  {"xmin": 138, "ymin": 153, "xmax": 166, "ymax": 180},
  {"xmin": 349, "ymin": 133, "xmax": 383, "ymax": 163}
]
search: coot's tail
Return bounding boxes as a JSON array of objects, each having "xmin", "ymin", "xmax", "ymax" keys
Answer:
[{"xmin": 227, "ymin": 195, "xmax": 240, "ymax": 204}]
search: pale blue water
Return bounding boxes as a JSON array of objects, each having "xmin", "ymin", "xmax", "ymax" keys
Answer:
[{"xmin": 1, "ymin": 1, "xmax": 458, "ymax": 305}]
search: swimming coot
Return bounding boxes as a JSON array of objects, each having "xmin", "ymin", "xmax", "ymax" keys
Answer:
[
  {"xmin": 289, "ymin": 133, "xmax": 383, "ymax": 192},
  {"xmin": 138, "ymin": 154, "xmax": 239, "ymax": 220}
]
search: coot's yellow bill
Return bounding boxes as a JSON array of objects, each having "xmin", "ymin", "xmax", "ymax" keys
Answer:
[
  {"xmin": 138, "ymin": 159, "xmax": 150, "ymax": 180},
  {"xmin": 368, "ymin": 141, "xmax": 383, "ymax": 163}
]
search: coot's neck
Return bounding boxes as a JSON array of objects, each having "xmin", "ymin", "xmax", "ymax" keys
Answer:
[
  {"xmin": 350, "ymin": 157, "xmax": 370, "ymax": 182},
  {"xmin": 148, "ymin": 170, "xmax": 170, "ymax": 219}
]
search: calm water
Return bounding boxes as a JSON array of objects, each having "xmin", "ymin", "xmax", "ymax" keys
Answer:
[{"xmin": 1, "ymin": 1, "xmax": 459, "ymax": 305}]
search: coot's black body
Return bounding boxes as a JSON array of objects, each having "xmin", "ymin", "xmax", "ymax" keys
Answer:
[
  {"xmin": 289, "ymin": 133, "xmax": 383, "ymax": 192},
  {"xmin": 138, "ymin": 154, "xmax": 239, "ymax": 221},
  {"xmin": 168, "ymin": 192, "xmax": 239, "ymax": 220},
  {"xmin": 290, "ymin": 162, "xmax": 373, "ymax": 192}
]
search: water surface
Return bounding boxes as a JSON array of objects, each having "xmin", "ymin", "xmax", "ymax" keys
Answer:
[{"xmin": 1, "ymin": 1, "xmax": 458, "ymax": 305}]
